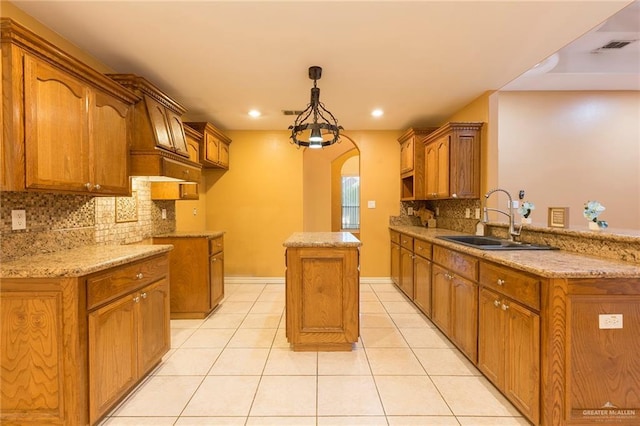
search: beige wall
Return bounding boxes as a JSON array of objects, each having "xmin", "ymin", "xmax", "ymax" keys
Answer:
[
  {"xmin": 175, "ymin": 176, "xmax": 208, "ymax": 232},
  {"xmin": 199, "ymin": 130, "xmax": 401, "ymax": 278},
  {"xmin": 496, "ymin": 91, "xmax": 640, "ymax": 230}
]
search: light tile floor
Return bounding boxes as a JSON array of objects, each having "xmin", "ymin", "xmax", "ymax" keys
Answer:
[{"xmin": 101, "ymin": 282, "xmax": 530, "ymax": 426}]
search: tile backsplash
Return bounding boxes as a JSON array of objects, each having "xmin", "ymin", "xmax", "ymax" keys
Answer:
[{"xmin": 1, "ymin": 178, "xmax": 175, "ymax": 261}]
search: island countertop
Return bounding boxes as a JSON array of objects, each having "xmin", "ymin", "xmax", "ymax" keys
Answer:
[
  {"xmin": 283, "ymin": 232, "xmax": 361, "ymax": 248},
  {"xmin": 390, "ymin": 225, "xmax": 640, "ymax": 279},
  {"xmin": 1, "ymin": 244, "xmax": 173, "ymax": 279}
]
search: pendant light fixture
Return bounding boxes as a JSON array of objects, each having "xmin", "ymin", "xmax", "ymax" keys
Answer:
[{"xmin": 289, "ymin": 66, "xmax": 343, "ymax": 149}]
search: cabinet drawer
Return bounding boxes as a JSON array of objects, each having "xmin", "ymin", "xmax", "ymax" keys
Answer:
[
  {"xmin": 414, "ymin": 239, "xmax": 432, "ymax": 260},
  {"xmin": 209, "ymin": 236, "xmax": 224, "ymax": 254},
  {"xmin": 400, "ymin": 235, "xmax": 414, "ymax": 250},
  {"xmin": 87, "ymin": 255, "xmax": 168, "ymax": 310},
  {"xmin": 433, "ymin": 245, "xmax": 478, "ymax": 281},
  {"xmin": 390, "ymin": 230, "xmax": 400, "ymax": 245},
  {"xmin": 161, "ymin": 157, "xmax": 201, "ymax": 183},
  {"xmin": 480, "ymin": 261, "xmax": 540, "ymax": 310}
]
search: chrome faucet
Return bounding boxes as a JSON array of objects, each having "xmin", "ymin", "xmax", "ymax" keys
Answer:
[{"xmin": 483, "ymin": 188, "xmax": 522, "ymax": 241}]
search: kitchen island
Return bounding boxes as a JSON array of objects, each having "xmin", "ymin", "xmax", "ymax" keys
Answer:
[{"xmin": 283, "ymin": 232, "xmax": 361, "ymax": 351}]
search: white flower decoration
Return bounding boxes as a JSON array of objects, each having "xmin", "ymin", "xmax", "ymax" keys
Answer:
[{"xmin": 517, "ymin": 201, "xmax": 535, "ymax": 218}]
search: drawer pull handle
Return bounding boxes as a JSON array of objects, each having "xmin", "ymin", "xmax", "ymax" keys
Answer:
[
  {"xmin": 140, "ymin": 292, "xmax": 147, "ymax": 299},
  {"xmin": 133, "ymin": 296, "xmax": 140, "ymax": 303},
  {"xmin": 493, "ymin": 300, "xmax": 501, "ymax": 307},
  {"xmin": 501, "ymin": 303, "xmax": 509, "ymax": 311},
  {"xmin": 94, "ymin": 184, "xmax": 101, "ymax": 190},
  {"xmin": 85, "ymin": 182, "xmax": 92, "ymax": 190},
  {"xmin": 497, "ymin": 278, "xmax": 505, "ymax": 286},
  {"xmin": 136, "ymin": 273, "xmax": 144, "ymax": 280}
]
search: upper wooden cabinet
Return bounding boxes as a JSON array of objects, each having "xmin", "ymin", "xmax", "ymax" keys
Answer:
[
  {"xmin": 398, "ymin": 127, "xmax": 437, "ymax": 200},
  {"xmin": 108, "ymin": 74, "xmax": 202, "ymax": 182},
  {"xmin": 423, "ymin": 122, "xmax": 483, "ymax": 200},
  {"xmin": 1, "ymin": 19, "xmax": 140, "ymax": 196},
  {"xmin": 184, "ymin": 122, "xmax": 232, "ymax": 170}
]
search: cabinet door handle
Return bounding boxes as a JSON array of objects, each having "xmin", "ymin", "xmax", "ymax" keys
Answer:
[
  {"xmin": 493, "ymin": 299, "xmax": 501, "ymax": 307},
  {"xmin": 136, "ymin": 273, "xmax": 144, "ymax": 280},
  {"xmin": 85, "ymin": 182, "xmax": 92, "ymax": 190},
  {"xmin": 452, "ymin": 193, "xmax": 458, "ymax": 198},
  {"xmin": 140, "ymin": 292, "xmax": 147, "ymax": 299},
  {"xmin": 501, "ymin": 303, "xmax": 509, "ymax": 311},
  {"xmin": 94, "ymin": 184, "xmax": 101, "ymax": 190},
  {"xmin": 497, "ymin": 278, "xmax": 505, "ymax": 286},
  {"xmin": 133, "ymin": 296, "xmax": 140, "ymax": 303}
]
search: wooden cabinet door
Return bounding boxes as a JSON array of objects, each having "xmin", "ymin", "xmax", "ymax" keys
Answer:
[
  {"xmin": 414, "ymin": 255, "xmax": 432, "ymax": 317},
  {"xmin": 400, "ymin": 247, "xmax": 414, "ymax": 299},
  {"xmin": 451, "ymin": 274, "xmax": 478, "ymax": 362},
  {"xmin": 91, "ymin": 89, "xmax": 130, "ymax": 195},
  {"xmin": 424, "ymin": 142, "xmax": 437, "ymax": 199},
  {"xmin": 166, "ymin": 109, "xmax": 190, "ymax": 158},
  {"xmin": 431, "ymin": 264, "xmax": 451, "ymax": 334},
  {"xmin": 435, "ymin": 136, "xmax": 450, "ymax": 198},
  {"xmin": 219, "ymin": 142, "xmax": 230, "ymax": 168},
  {"xmin": 505, "ymin": 300, "xmax": 540, "ymax": 424},
  {"xmin": 137, "ymin": 279, "xmax": 170, "ymax": 376},
  {"xmin": 210, "ymin": 252, "xmax": 225, "ymax": 309},
  {"xmin": 145, "ymin": 96, "xmax": 174, "ymax": 151},
  {"xmin": 24, "ymin": 54, "xmax": 90, "ymax": 192},
  {"xmin": 478, "ymin": 287, "xmax": 505, "ymax": 387},
  {"xmin": 88, "ymin": 294, "xmax": 137, "ymax": 424},
  {"xmin": 450, "ymin": 130, "xmax": 480, "ymax": 198},
  {"xmin": 400, "ymin": 138, "xmax": 414, "ymax": 173},
  {"xmin": 205, "ymin": 132, "xmax": 220, "ymax": 164},
  {"xmin": 390, "ymin": 242, "xmax": 401, "ymax": 286}
]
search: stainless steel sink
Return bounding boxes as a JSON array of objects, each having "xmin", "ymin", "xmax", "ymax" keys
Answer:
[{"xmin": 437, "ymin": 235, "xmax": 557, "ymax": 251}]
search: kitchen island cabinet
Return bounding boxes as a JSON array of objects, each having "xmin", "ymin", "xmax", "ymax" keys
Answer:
[
  {"xmin": 284, "ymin": 232, "xmax": 361, "ymax": 351},
  {"xmin": 389, "ymin": 225, "xmax": 640, "ymax": 425},
  {"xmin": 153, "ymin": 232, "xmax": 225, "ymax": 319},
  {"xmin": 0, "ymin": 245, "xmax": 172, "ymax": 426}
]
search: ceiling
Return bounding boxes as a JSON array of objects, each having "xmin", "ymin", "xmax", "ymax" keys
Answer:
[{"xmin": 10, "ymin": 0, "xmax": 638, "ymax": 132}]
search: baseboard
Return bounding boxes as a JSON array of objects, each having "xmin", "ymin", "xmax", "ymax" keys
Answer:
[{"xmin": 224, "ymin": 276, "xmax": 393, "ymax": 285}]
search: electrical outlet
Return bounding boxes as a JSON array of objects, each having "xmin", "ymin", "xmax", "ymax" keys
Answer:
[
  {"xmin": 599, "ymin": 314, "xmax": 623, "ymax": 329},
  {"xmin": 367, "ymin": 200, "xmax": 376, "ymax": 209},
  {"xmin": 193, "ymin": 208, "xmax": 197, "ymax": 216},
  {"xmin": 407, "ymin": 207, "xmax": 413, "ymax": 215},
  {"xmin": 11, "ymin": 209, "xmax": 26, "ymax": 230},
  {"xmin": 512, "ymin": 200, "xmax": 519, "ymax": 209},
  {"xmin": 161, "ymin": 208, "xmax": 167, "ymax": 220},
  {"xmin": 465, "ymin": 208, "xmax": 471, "ymax": 218},
  {"xmin": 435, "ymin": 207, "xmax": 440, "ymax": 216},
  {"xmin": 475, "ymin": 208, "xmax": 481, "ymax": 219}
]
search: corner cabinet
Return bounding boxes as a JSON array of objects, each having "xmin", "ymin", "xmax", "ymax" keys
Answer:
[
  {"xmin": 1, "ymin": 19, "xmax": 139, "ymax": 196},
  {"xmin": 153, "ymin": 234, "xmax": 225, "ymax": 318},
  {"xmin": 423, "ymin": 122, "xmax": 482, "ymax": 200},
  {"xmin": 184, "ymin": 122, "xmax": 232, "ymax": 170},
  {"xmin": 398, "ymin": 127, "xmax": 437, "ymax": 200},
  {"xmin": 0, "ymin": 252, "xmax": 170, "ymax": 426}
]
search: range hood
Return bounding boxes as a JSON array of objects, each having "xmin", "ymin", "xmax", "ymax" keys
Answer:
[{"xmin": 108, "ymin": 74, "xmax": 202, "ymax": 183}]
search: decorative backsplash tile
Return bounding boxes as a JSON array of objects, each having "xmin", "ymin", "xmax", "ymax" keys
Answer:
[{"xmin": 0, "ymin": 178, "xmax": 175, "ymax": 261}]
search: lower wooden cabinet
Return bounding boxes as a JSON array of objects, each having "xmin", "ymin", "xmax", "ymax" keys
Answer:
[
  {"xmin": 432, "ymin": 264, "xmax": 452, "ymax": 334},
  {"xmin": 413, "ymin": 253, "xmax": 432, "ymax": 317},
  {"xmin": 285, "ymin": 245, "xmax": 360, "ymax": 351},
  {"xmin": 479, "ymin": 287, "xmax": 540, "ymax": 424},
  {"xmin": 0, "ymin": 252, "xmax": 170, "ymax": 426},
  {"xmin": 153, "ymin": 234, "xmax": 225, "ymax": 318},
  {"xmin": 390, "ymin": 238, "xmax": 400, "ymax": 286},
  {"xmin": 399, "ymin": 246, "xmax": 415, "ymax": 298}
]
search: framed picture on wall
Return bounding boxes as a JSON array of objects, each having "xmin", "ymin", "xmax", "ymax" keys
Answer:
[{"xmin": 548, "ymin": 207, "xmax": 569, "ymax": 228}]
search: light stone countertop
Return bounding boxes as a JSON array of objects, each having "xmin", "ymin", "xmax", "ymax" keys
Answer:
[
  {"xmin": 154, "ymin": 231, "xmax": 225, "ymax": 239},
  {"xmin": 390, "ymin": 225, "xmax": 640, "ymax": 279},
  {"xmin": 283, "ymin": 232, "xmax": 362, "ymax": 248},
  {"xmin": 1, "ymin": 244, "xmax": 173, "ymax": 279}
]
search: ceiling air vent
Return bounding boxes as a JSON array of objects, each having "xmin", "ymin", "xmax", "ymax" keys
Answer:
[
  {"xmin": 592, "ymin": 40, "xmax": 637, "ymax": 53},
  {"xmin": 282, "ymin": 110, "xmax": 304, "ymax": 116}
]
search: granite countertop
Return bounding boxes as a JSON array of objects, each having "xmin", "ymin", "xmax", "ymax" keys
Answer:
[
  {"xmin": 154, "ymin": 231, "xmax": 225, "ymax": 239},
  {"xmin": 390, "ymin": 225, "xmax": 640, "ymax": 279},
  {"xmin": 1, "ymin": 244, "xmax": 173, "ymax": 279},
  {"xmin": 283, "ymin": 232, "xmax": 362, "ymax": 248}
]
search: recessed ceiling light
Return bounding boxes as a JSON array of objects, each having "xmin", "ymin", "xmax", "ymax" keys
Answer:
[
  {"xmin": 248, "ymin": 109, "xmax": 261, "ymax": 118},
  {"xmin": 371, "ymin": 109, "xmax": 384, "ymax": 117}
]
